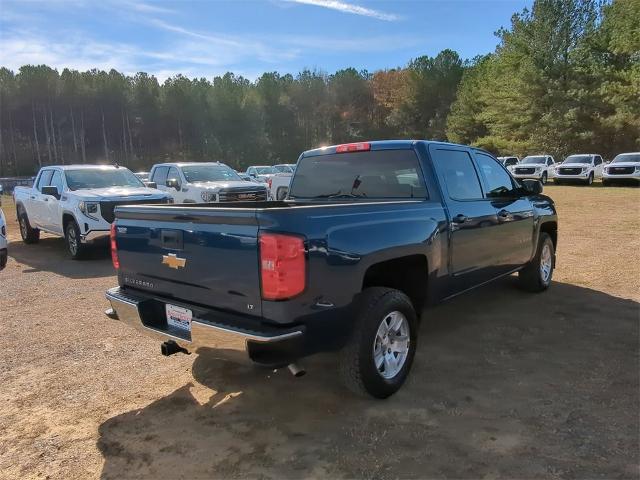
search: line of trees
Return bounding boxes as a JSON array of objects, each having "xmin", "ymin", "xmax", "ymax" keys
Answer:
[{"xmin": 0, "ymin": 0, "xmax": 637, "ymax": 177}]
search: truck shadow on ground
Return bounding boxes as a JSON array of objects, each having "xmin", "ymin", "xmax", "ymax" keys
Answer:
[
  {"xmin": 97, "ymin": 279, "xmax": 639, "ymax": 479},
  {"xmin": 8, "ymin": 237, "xmax": 113, "ymax": 279}
]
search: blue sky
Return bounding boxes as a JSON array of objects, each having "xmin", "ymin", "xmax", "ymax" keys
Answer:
[{"xmin": 1, "ymin": 0, "xmax": 532, "ymax": 81}]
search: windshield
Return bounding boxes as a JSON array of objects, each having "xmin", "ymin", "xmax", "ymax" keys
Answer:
[
  {"xmin": 563, "ymin": 155, "xmax": 592, "ymax": 164},
  {"xmin": 181, "ymin": 165, "xmax": 241, "ymax": 183},
  {"xmin": 65, "ymin": 168, "xmax": 144, "ymax": 190},
  {"xmin": 254, "ymin": 167, "xmax": 275, "ymax": 175},
  {"xmin": 504, "ymin": 158, "xmax": 518, "ymax": 166},
  {"xmin": 273, "ymin": 165, "xmax": 294, "ymax": 173},
  {"xmin": 289, "ymin": 150, "xmax": 427, "ymax": 199},
  {"xmin": 612, "ymin": 154, "xmax": 640, "ymax": 163},
  {"xmin": 521, "ymin": 156, "xmax": 547, "ymax": 164}
]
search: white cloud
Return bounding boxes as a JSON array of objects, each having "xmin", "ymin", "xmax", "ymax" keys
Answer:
[{"xmin": 281, "ymin": 0, "xmax": 401, "ymax": 21}]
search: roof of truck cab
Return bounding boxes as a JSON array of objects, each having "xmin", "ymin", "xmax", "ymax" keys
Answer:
[
  {"xmin": 40, "ymin": 164, "xmax": 130, "ymax": 171},
  {"xmin": 152, "ymin": 162, "xmax": 228, "ymax": 168},
  {"xmin": 302, "ymin": 140, "xmax": 474, "ymax": 157}
]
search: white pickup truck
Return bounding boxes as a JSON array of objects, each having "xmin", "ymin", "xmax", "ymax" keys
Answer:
[
  {"xmin": 554, "ymin": 154, "xmax": 605, "ymax": 185},
  {"xmin": 149, "ymin": 162, "xmax": 267, "ymax": 203},
  {"xmin": 14, "ymin": 165, "xmax": 171, "ymax": 259},
  {"xmin": 602, "ymin": 152, "xmax": 640, "ymax": 185},
  {"xmin": 511, "ymin": 155, "xmax": 556, "ymax": 184},
  {"xmin": 268, "ymin": 163, "xmax": 297, "ymax": 200}
]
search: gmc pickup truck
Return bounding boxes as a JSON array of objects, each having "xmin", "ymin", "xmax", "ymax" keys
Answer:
[
  {"xmin": 14, "ymin": 165, "xmax": 171, "ymax": 258},
  {"xmin": 105, "ymin": 141, "xmax": 558, "ymax": 398}
]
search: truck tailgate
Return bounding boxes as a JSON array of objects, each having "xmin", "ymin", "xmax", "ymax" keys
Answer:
[{"xmin": 113, "ymin": 206, "xmax": 262, "ymax": 316}]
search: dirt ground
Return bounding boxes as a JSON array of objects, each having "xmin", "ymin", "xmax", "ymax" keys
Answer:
[{"xmin": 0, "ymin": 185, "xmax": 638, "ymax": 479}]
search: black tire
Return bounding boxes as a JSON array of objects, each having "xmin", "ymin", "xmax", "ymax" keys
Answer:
[
  {"xmin": 518, "ymin": 232, "xmax": 555, "ymax": 292},
  {"xmin": 64, "ymin": 219, "xmax": 86, "ymax": 260},
  {"xmin": 18, "ymin": 211, "xmax": 40, "ymax": 244},
  {"xmin": 541, "ymin": 172, "xmax": 548, "ymax": 185},
  {"xmin": 586, "ymin": 172, "xmax": 594, "ymax": 185},
  {"xmin": 339, "ymin": 287, "xmax": 418, "ymax": 399}
]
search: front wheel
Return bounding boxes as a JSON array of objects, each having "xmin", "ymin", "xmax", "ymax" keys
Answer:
[
  {"xmin": 518, "ymin": 233, "xmax": 555, "ymax": 292},
  {"xmin": 541, "ymin": 172, "xmax": 548, "ymax": 184},
  {"xmin": 339, "ymin": 287, "xmax": 418, "ymax": 399},
  {"xmin": 586, "ymin": 172, "xmax": 594, "ymax": 185},
  {"xmin": 65, "ymin": 220, "xmax": 87, "ymax": 260},
  {"xmin": 18, "ymin": 212, "xmax": 40, "ymax": 244}
]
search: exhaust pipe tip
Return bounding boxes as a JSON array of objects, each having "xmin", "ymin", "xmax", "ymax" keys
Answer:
[{"xmin": 287, "ymin": 363, "xmax": 306, "ymax": 378}]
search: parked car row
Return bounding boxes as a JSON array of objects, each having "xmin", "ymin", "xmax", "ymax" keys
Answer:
[{"xmin": 497, "ymin": 152, "xmax": 640, "ymax": 185}]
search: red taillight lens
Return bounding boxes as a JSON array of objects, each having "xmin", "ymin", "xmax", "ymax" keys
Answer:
[
  {"xmin": 267, "ymin": 177, "xmax": 273, "ymax": 188},
  {"xmin": 259, "ymin": 233, "xmax": 305, "ymax": 300},
  {"xmin": 335, "ymin": 142, "xmax": 370, "ymax": 153},
  {"xmin": 110, "ymin": 223, "xmax": 119, "ymax": 269}
]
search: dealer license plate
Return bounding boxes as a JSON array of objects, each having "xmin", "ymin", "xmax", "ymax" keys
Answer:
[{"xmin": 166, "ymin": 304, "xmax": 192, "ymax": 332}]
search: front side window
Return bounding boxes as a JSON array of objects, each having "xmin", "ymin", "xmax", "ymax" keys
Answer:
[
  {"xmin": 50, "ymin": 170, "xmax": 64, "ymax": 194},
  {"xmin": 65, "ymin": 168, "xmax": 144, "ymax": 190},
  {"xmin": 475, "ymin": 153, "xmax": 516, "ymax": 198},
  {"xmin": 37, "ymin": 170, "xmax": 53, "ymax": 192},
  {"xmin": 151, "ymin": 166, "xmax": 169, "ymax": 184},
  {"xmin": 167, "ymin": 167, "xmax": 182, "ymax": 188},
  {"xmin": 181, "ymin": 165, "xmax": 242, "ymax": 183},
  {"xmin": 431, "ymin": 149, "xmax": 483, "ymax": 200},
  {"xmin": 289, "ymin": 150, "xmax": 427, "ymax": 199}
]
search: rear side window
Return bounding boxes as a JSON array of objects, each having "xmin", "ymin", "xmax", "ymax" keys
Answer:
[
  {"xmin": 431, "ymin": 149, "xmax": 483, "ymax": 200},
  {"xmin": 152, "ymin": 166, "xmax": 169, "ymax": 185},
  {"xmin": 36, "ymin": 170, "xmax": 53, "ymax": 192},
  {"xmin": 289, "ymin": 150, "xmax": 427, "ymax": 199}
]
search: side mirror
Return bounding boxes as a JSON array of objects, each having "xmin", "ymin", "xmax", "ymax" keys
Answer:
[
  {"xmin": 41, "ymin": 185, "xmax": 61, "ymax": 199},
  {"xmin": 145, "ymin": 181, "xmax": 157, "ymax": 189},
  {"xmin": 521, "ymin": 179, "xmax": 543, "ymax": 195},
  {"xmin": 166, "ymin": 178, "xmax": 180, "ymax": 190}
]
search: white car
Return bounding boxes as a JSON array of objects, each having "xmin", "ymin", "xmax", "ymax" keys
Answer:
[
  {"xmin": 150, "ymin": 162, "xmax": 267, "ymax": 203},
  {"xmin": 245, "ymin": 165, "xmax": 276, "ymax": 184},
  {"xmin": 497, "ymin": 156, "xmax": 520, "ymax": 172},
  {"xmin": 268, "ymin": 164, "xmax": 297, "ymax": 200},
  {"xmin": 554, "ymin": 154, "xmax": 605, "ymax": 185},
  {"xmin": 602, "ymin": 152, "xmax": 640, "ymax": 185},
  {"xmin": 512, "ymin": 155, "xmax": 556, "ymax": 184},
  {"xmin": 0, "ymin": 208, "xmax": 7, "ymax": 270},
  {"xmin": 13, "ymin": 165, "xmax": 171, "ymax": 259}
]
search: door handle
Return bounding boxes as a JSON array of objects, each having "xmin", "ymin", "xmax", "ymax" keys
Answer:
[
  {"xmin": 30, "ymin": 196, "xmax": 35, "ymax": 199},
  {"xmin": 44, "ymin": 198, "xmax": 49, "ymax": 202},
  {"xmin": 497, "ymin": 209, "xmax": 511, "ymax": 220},
  {"xmin": 453, "ymin": 214, "xmax": 468, "ymax": 223}
]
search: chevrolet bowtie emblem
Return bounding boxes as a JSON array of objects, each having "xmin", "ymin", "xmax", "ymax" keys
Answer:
[{"xmin": 162, "ymin": 253, "xmax": 186, "ymax": 269}]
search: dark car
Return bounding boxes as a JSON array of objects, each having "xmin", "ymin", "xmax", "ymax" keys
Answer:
[{"xmin": 105, "ymin": 140, "xmax": 557, "ymax": 398}]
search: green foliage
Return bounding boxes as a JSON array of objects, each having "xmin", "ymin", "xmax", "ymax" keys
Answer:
[
  {"xmin": 0, "ymin": 0, "xmax": 637, "ymax": 175},
  {"xmin": 447, "ymin": 0, "xmax": 640, "ymax": 159}
]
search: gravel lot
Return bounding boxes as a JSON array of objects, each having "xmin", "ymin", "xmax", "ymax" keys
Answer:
[{"xmin": 0, "ymin": 185, "xmax": 638, "ymax": 480}]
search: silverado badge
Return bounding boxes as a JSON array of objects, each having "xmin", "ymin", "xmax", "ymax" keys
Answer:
[{"xmin": 162, "ymin": 253, "xmax": 187, "ymax": 269}]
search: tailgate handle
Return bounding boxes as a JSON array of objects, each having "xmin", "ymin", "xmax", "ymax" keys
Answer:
[{"xmin": 161, "ymin": 229, "xmax": 183, "ymax": 250}]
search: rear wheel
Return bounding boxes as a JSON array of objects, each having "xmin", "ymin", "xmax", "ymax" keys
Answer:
[
  {"xmin": 18, "ymin": 211, "xmax": 40, "ymax": 244},
  {"xmin": 339, "ymin": 287, "xmax": 418, "ymax": 399},
  {"xmin": 65, "ymin": 220, "xmax": 87, "ymax": 260},
  {"xmin": 518, "ymin": 233, "xmax": 554, "ymax": 292},
  {"xmin": 586, "ymin": 172, "xmax": 594, "ymax": 185}
]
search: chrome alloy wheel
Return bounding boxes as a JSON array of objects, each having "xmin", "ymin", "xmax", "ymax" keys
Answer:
[
  {"xmin": 540, "ymin": 243, "xmax": 552, "ymax": 283},
  {"xmin": 373, "ymin": 311, "xmax": 410, "ymax": 379},
  {"xmin": 67, "ymin": 225, "xmax": 78, "ymax": 255},
  {"xmin": 19, "ymin": 217, "xmax": 28, "ymax": 238}
]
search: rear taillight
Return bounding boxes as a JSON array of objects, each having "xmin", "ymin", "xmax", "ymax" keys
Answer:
[
  {"xmin": 267, "ymin": 177, "xmax": 273, "ymax": 189},
  {"xmin": 335, "ymin": 142, "xmax": 370, "ymax": 153},
  {"xmin": 110, "ymin": 223, "xmax": 119, "ymax": 269},
  {"xmin": 259, "ymin": 233, "xmax": 305, "ymax": 300}
]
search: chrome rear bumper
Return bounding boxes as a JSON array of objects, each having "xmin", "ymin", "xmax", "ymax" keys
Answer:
[{"xmin": 105, "ymin": 287, "xmax": 304, "ymax": 365}]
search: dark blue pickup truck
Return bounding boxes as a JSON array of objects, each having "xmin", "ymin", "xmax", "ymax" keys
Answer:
[{"xmin": 105, "ymin": 140, "xmax": 557, "ymax": 398}]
